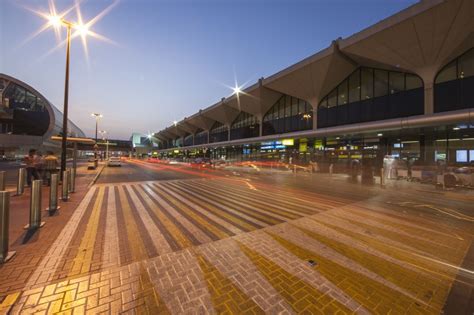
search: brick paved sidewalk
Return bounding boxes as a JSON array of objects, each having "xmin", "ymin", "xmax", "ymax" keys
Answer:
[{"xmin": 0, "ymin": 164, "xmax": 103, "ymax": 299}]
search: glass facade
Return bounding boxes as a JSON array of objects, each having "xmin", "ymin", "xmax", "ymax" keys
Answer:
[
  {"xmin": 184, "ymin": 134, "xmax": 193, "ymax": 146},
  {"xmin": 434, "ymin": 48, "xmax": 474, "ymax": 113},
  {"xmin": 1, "ymin": 82, "xmax": 50, "ymax": 136},
  {"xmin": 230, "ymin": 112, "xmax": 259, "ymax": 140},
  {"xmin": 318, "ymin": 67, "xmax": 424, "ymax": 128},
  {"xmin": 209, "ymin": 121, "xmax": 228, "ymax": 143},
  {"xmin": 262, "ymin": 95, "xmax": 312, "ymax": 135},
  {"xmin": 194, "ymin": 129, "xmax": 208, "ymax": 145}
]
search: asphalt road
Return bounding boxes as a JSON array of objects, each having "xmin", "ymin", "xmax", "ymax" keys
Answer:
[{"xmin": 96, "ymin": 160, "xmax": 203, "ymax": 183}]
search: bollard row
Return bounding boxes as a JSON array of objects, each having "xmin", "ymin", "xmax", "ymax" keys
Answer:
[{"xmin": 1, "ymin": 167, "xmax": 77, "ymax": 264}]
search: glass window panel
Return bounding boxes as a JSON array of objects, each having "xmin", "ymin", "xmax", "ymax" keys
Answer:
[
  {"xmin": 327, "ymin": 89, "xmax": 337, "ymax": 108},
  {"xmin": 361, "ymin": 68, "xmax": 373, "ymax": 100},
  {"xmin": 389, "ymin": 72, "xmax": 404, "ymax": 94},
  {"xmin": 13, "ymin": 86, "xmax": 26, "ymax": 103},
  {"xmin": 348, "ymin": 70, "xmax": 360, "ymax": 103},
  {"xmin": 458, "ymin": 49, "xmax": 474, "ymax": 78},
  {"xmin": 374, "ymin": 70, "xmax": 388, "ymax": 97},
  {"xmin": 319, "ymin": 97, "xmax": 327, "ymax": 109},
  {"xmin": 406, "ymin": 74, "xmax": 423, "ymax": 90},
  {"xmin": 278, "ymin": 99, "xmax": 285, "ymax": 119},
  {"xmin": 291, "ymin": 96, "xmax": 299, "ymax": 115},
  {"xmin": 284, "ymin": 96, "xmax": 291, "ymax": 118},
  {"xmin": 25, "ymin": 91, "xmax": 37, "ymax": 109},
  {"xmin": 435, "ymin": 61, "xmax": 457, "ymax": 83},
  {"xmin": 337, "ymin": 79, "xmax": 348, "ymax": 105}
]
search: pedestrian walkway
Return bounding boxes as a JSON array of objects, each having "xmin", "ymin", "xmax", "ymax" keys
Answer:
[{"xmin": 1, "ymin": 177, "xmax": 472, "ymax": 314}]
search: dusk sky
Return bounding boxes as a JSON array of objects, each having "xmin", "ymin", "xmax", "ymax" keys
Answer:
[{"xmin": 1, "ymin": 0, "xmax": 417, "ymax": 140}]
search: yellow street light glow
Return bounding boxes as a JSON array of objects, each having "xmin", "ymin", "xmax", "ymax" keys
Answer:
[
  {"xmin": 48, "ymin": 14, "xmax": 62, "ymax": 28},
  {"xmin": 75, "ymin": 23, "xmax": 90, "ymax": 38}
]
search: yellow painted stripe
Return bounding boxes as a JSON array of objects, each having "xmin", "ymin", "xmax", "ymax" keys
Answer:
[
  {"xmin": 0, "ymin": 292, "xmax": 21, "ymax": 313},
  {"xmin": 135, "ymin": 184, "xmax": 193, "ymax": 249},
  {"xmin": 238, "ymin": 241, "xmax": 352, "ymax": 314},
  {"xmin": 327, "ymin": 213, "xmax": 461, "ymax": 263},
  {"xmin": 266, "ymin": 231, "xmax": 431, "ymax": 314},
  {"xmin": 117, "ymin": 185, "xmax": 170, "ymax": 313},
  {"xmin": 165, "ymin": 182, "xmax": 257, "ymax": 232},
  {"xmin": 177, "ymin": 182, "xmax": 282, "ymax": 225},
  {"xmin": 151, "ymin": 184, "xmax": 230, "ymax": 240},
  {"xmin": 68, "ymin": 187, "xmax": 105, "ymax": 276},
  {"xmin": 295, "ymin": 223, "xmax": 451, "ymax": 312},
  {"xmin": 117, "ymin": 185, "xmax": 148, "ymax": 261},
  {"xmin": 195, "ymin": 180, "xmax": 318, "ymax": 214},
  {"xmin": 191, "ymin": 181, "xmax": 306, "ymax": 218},
  {"xmin": 197, "ymin": 254, "xmax": 265, "ymax": 314}
]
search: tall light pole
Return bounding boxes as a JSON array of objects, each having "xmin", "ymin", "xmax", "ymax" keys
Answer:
[
  {"xmin": 59, "ymin": 21, "xmax": 73, "ymax": 179},
  {"xmin": 91, "ymin": 113, "xmax": 102, "ymax": 161},
  {"xmin": 27, "ymin": 0, "xmax": 116, "ymax": 178},
  {"xmin": 100, "ymin": 130, "xmax": 109, "ymax": 160}
]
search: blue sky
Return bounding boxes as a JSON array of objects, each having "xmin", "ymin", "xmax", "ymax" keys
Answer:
[{"xmin": 1, "ymin": 0, "xmax": 417, "ymax": 139}]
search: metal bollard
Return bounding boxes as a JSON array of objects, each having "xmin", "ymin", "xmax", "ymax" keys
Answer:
[
  {"xmin": 46, "ymin": 174, "xmax": 60, "ymax": 213},
  {"xmin": 0, "ymin": 171, "xmax": 5, "ymax": 191},
  {"xmin": 1, "ymin": 191, "xmax": 16, "ymax": 263},
  {"xmin": 62, "ymin": 170, "xmax": 70, "ymax": 201},
  {"xmin": 380, "ymin": 168, "xmax": 385, "ymax": 187},
  {"xmin": 16, "ymin": 168, "xmax": 26, "ymax": 196},
  {"xmin": 69, "ymin": 168, "xmax": 75, "ymax": 193},
  {"xmin": 25, "ymin": 180, "xmax": 45, "ymax": 230}
]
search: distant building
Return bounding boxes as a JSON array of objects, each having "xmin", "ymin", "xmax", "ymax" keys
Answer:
[
  {"xmin": 130, "ymin": 133, "xmax": 157, "ymax": 157},
  {"xmin": 0, "ymin": 73, "xmax": 85, "ymax": 158}
]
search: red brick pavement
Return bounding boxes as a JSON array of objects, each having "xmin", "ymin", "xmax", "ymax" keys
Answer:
[{"xmin": 0, "ymin": 165, "xmax": 102, "ymax": 298}]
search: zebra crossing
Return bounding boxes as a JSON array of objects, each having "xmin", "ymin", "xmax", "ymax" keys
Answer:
[
  {"xmin": 46, "ymin": 178, "xmax": 339, "ymax": 279},
  {"xmin": 6, "ymin": 177, "xmax": 472, "ymax": 314}
]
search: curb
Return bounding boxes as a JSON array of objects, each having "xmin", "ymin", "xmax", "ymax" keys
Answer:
[{"xmin": 88, "ymin": 164, "xmax": 106, "ymax": 188}]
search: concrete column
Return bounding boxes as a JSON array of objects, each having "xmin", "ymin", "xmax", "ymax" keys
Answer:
[
  {"xmin": 258, "ymin": 115, "xmax": 263, "ymax": 137},
  {"xmin": 424, "ymin": 80, "xmax": 434, "ymax": 115},
  {"xmin": 313, "ymin": 107, "xmax": 317, "ymax": 130},
  {"xmin": 417, "ymin": 67, "xmax": 437, "ymax": 115},
  {"xmin": 226, "ymin": 124, "xmax": 231, "ymax": 142}
]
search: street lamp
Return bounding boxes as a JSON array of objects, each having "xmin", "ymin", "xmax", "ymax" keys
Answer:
[
  {"xmin": 26, "ymin": 0, "xmax": 116, "ymax": 178},
  {"xmin": 99, "ymin": 130, "xmax": 109, "ymax": 160},
  {"xmin": 91, "ymin": 113, "xmax": 103, "ymax": 142},
  {"xmin": 91, "ymin": 113, "xmax": 103, "ymax": 161}
]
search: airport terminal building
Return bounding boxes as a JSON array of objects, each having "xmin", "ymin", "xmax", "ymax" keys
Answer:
[
  {"xmin": 154, "ymin": 0, "xmax": 473, "ymax": 171},
  {"xmin": 0, "ymin": 73, "xmax": 85, "ymax": 158}
]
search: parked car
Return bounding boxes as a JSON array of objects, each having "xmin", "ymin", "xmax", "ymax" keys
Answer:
[
  {"xmin": 107, "ymin": 156, "xmax": 122, "ymax": 167},
  {"xmin": 87, "ymin": 158, "xmax": 97, "ymax": 170}
]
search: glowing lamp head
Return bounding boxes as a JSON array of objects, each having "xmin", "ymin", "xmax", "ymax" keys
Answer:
[
  {"xmin": 232, "ymin": 86, "xmax": 242, "ymax": 95},
  {"xmin": 75, "ymin": 23, "xmax": 90, "ymax": 37},
  {"xmin": 48, "ymin": 14, "xmax": 62, "ymax": 28},
  {"xmin": 147, "ymin": 134, "xmax": 152, "ymax": 139},
  {"xmin": 173, "ymin": 121, "xmax": 178, "ymax": 126}
]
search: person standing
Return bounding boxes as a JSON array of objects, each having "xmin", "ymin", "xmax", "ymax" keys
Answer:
[
  {"xmin": 43, "ymin": 151, "xmax": 59, "ymax": 186},
  {"xmin": 24, "ymin": 149, "xmax": 40, "ymax": 186}
]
